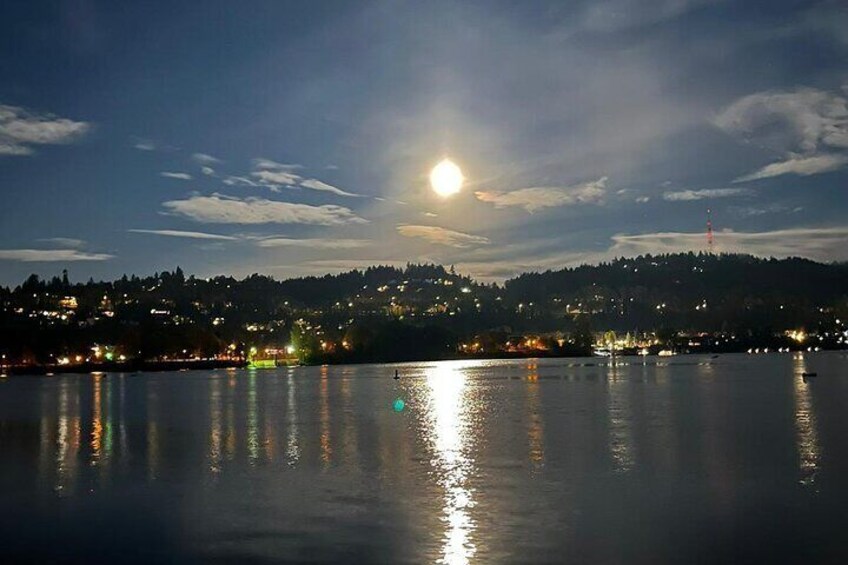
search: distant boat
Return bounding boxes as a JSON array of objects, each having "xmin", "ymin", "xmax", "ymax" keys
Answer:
[
  {"xmin": 802, "ymin": 372, "xmax": 818, "ymax": 378},
  {"xmin": 394, "ymin": 369, "xmax": 400, "ymax": 380}
]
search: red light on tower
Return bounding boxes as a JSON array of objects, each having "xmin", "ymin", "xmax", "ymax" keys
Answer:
[{"xmin": 706, "ymin": 208, "xmax": 714, "ymax": 253}]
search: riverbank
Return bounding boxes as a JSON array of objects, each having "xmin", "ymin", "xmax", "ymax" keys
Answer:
[{"xmin": 2, "ymin": 358, "xmax": 246, "ymax": 376}]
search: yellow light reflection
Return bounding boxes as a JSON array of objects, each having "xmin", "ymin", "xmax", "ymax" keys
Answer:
[
  {"xmin": 526, "ymin": 363, "xmax": 544, "ymax": 469},
  {"xmin": 209, "ymin": 376, "xmax": 223, "ymax": 473},
  {"xmin": 247, "ymin": 372, "xmax": 259, "ymax": 465},
  {"xmin": 56, "ymin": 378, "xmax": 80, "ymax": 494},
  {"xmin": 320, "ymin": 365, "xmax": 332, "ymax": 467},
  {"xmin": 607, "ymin": 363, "xmax": 634, "ymax": 472},
  {"xmin": 424, "ymin": 364, "xmax": 476, "ymax": 565},
  {"xmin": 91, "ymin": 375, "xmax": 103, "ymax": 465},
  {"xmin": 793, "ymin": 354, "xmax": 820, "ymax": 486},
  {"xmin": 286, "ymin": 370, "xmax": 300, "ymax": 466}
]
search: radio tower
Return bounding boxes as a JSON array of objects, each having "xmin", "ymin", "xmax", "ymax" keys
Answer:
[{"xmin": 706, "ymin": 208, "xmax": 714, "ymax": 254}]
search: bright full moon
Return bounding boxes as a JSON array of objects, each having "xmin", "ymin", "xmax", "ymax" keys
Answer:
[{"xmin": 430, "ymin": 159, "xmax": 463, "ymax": 197}]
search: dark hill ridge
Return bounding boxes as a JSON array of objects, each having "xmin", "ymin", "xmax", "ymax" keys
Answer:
[{"xmin": 1, "ymin": 253, "xmax": 846, "ymax": 365}]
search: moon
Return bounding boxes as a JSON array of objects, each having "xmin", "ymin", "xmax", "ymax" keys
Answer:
[{"xmin": 430, "ymin": 159, "xmax": 463, "ymax": 197}]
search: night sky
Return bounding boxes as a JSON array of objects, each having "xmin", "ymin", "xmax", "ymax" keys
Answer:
[{"xmin": 1, "ymin": 0, "xmax": 846, "ymax": 285}]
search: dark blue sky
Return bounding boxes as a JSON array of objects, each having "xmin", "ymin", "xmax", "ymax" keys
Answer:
[{"xmin": 1, "ymin": 0, "xmax": 846, "ymax": 285}]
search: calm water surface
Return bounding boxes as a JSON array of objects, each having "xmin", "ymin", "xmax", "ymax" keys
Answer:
[{"xmin": 2, "ymin": 353, "xmax": 847, "ymax": 564}]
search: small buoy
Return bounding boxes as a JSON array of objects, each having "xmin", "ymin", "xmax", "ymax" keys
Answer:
[{"xmin": 393, "ymin": 398, "xmax": 405, "ymax": 412}]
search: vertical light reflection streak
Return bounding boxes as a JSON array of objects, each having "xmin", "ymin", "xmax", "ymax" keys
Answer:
[
  {"xmin": 225, "ymin": 372, "xmax": 236, "ymax": 461},
  {"xmin": 38, "ymin": 386, "xmax": 51, "ymax": 483},
  {"xmin": 247, "ymin": 372, "xmax": 259, "ymax": 465},
  {"xmin": 424, "ymin": 364, "xmax": 476, "ymax": 565},
  {"xmin": 340, "ymin": 368, "xmax": 359, "ymax": 469},
  {"xmin": 104, "ymin": 377, "xmax": 113, "ymax": 467},
  {"xmin": 793, "ymin": 354, "xmax": 820, "ymax": 486},
  {"xmin": 320, "ymin": 365, "xmax": 332, "ymax": 467},
  {"xmin": 286, "ymin": 369, "xmax": 300, "ymax": 467},
  {"xmin": 263, "ymin": 376, "xmax": 276, "ymax": 463},
  {"xmin": 209, "ymin": 376, "xmax": 223, "ymax": 473},
  {"xmin": 607, "ymin": 362, "xmax": 634, "ymax": 472},
  {"xmin": 525, "ymin": 362, "xmax": 544, "ymax": 470},
  {"xmin": 147, "ymin": 381, "xmax": 159, "ymax": 481},
  {"xmin": 55, "ymin": 378, "xmax": 80, "ymax": 495},
  {"xmin": 91, "ymin": 375, "xmax": 103, "ymax": 466},
  {"xmin": 119, "ymin": 375, "xmax": 128, "ymax": 465}
]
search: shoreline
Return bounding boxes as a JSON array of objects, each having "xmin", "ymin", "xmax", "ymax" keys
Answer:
[
  {"xmin": 4, "ymin": 348, "xmax": 844, "ymax": 376},
  {"xmin": 2, "ymin": 359, "xmax": 246, "ymax": 376}
]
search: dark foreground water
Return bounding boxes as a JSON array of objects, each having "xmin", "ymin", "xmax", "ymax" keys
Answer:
[{"xmin": 1, "ymin": 353, "xmax": 847, "ymax": 564}]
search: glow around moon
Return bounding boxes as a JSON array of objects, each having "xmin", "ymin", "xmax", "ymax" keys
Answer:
[{"xmin": 430, "ymin": 159, "xmax": 464, "ymax": 197}]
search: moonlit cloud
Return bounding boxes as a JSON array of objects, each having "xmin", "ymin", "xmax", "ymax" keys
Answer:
[
  {"xmin": 248, "ymin": 163, "xmax": 361, "ymax": 197},
  {"xmin": 160, "ymin": 171, "xmax": 193, "ymax": 180},
  {"xmin": 192, "ymin": 152, "xmax": 221, "ymax": 164},
  {"xmin": 733, "ymin": 154, "xmax": 848, "ymax": 182},
  {"xmin": 201, "ymin": 166, "xmax": 215, "ymax": 176},
  {"xmin": 161, "ymin": 193, "xmax": 368, "ymax": 226},
  {"xmin": 475, "ymin": 177, "xmax": 607, "ymax": 212},
  {"xmin": 663, "ymin": 188, "xmax": 753, "ymax": 201},
  {"xmin": 715, "ymin": 87, "xmax": 848, "ymax": 153},
  {"xmin": 454, "ymin": 225, "xmax": 848, "ymax": 281},
  {"xmin": 252, "ymin": 158, "xmax": 302, "ymax": 170},
  {"xmin": 716, "ymin": 87, "xmax": 848, "ymax": 181},
  {"xmin": 254, "ymin": 238, "xmax": 370, "ymax": 249},
  {"xmin": 580, "ymin": 0, "xmax": 719, "ymax": 32},
  {"xmin": 0, "ymin": 103, "xmax": 90, "ymax": 156},
  {"xmin": 0, "ymin": 249, "xmax": 113, "ymax": 262},
  {"xmin": 300, "ymin": 178, "xmax": 361, "ymax": 197},
  {"xmin": 128, "ymin": 229, "xmax": 238, "ymax": 241},
  {"xmin": 608, "ymin": 227, "xmax": 848, "ymax": 261},
  {"xmin": 37, "ymin": 237, "xmax": 86, "ymax": 249},
  {"xmin": 132, "ymin": 138, "xmax": 156, "ymax": 151},
  {"xmin": 396, "ymin": 225, "xmax": 490, "ymax": 248},
  {"xmin": 251, "ymin": 169, "xmax": 302, "ymax": 186}
]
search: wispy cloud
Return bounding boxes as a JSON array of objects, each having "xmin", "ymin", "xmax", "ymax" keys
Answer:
[
  {"xmin": 728, "ymin": 203, "xmax": 803, "ymax": 217},
  {"xmin": 733, "ymin": 154, "xmax": 848, "ymax": 182},
  {"xmin": 254, "ymin": 237, "xmax": 370, "ymax": 249},
  {"xmin": 161, "ymin": 193, "xmax": 368, "ymax": 226},
  {"xmin": 663, "ymin": 187, "xmax": 752, "ymax": 201},
  {"xmin": 580, "ymin": 0, "xmax": 719, "ymax": 32},
  {"xmin": 201, "ymin": 166, "xmax": 215, "ymax": 176},
  {"xmin": 128, "ymin": 229, "xmax": 238, "ymax": 241},
  {"xmin": 160, "ymin": 171, "xmax": 193, "ymax": 180},
  {"xmin": 251, "ymin": 169, "xmax": 302, "ymax": 186},
  {"xmin": 37, "ymin": 237, "xmax": 86, "ymax": 249},
  {"xmin": 716, "ymin": 87, "xmax": 848, "ymax": 181},
  {"xmin": 397, "ymin": 225, "xmax": 490, "ymax": 248},
  {"xmin": 715, "ymin": 87, "xmax": 848, "ymax": 153},
  {"xmin": 132, "ymin": 138, "xmax": 156, "ymax": 151},
  {"xmin": 300, "ymin": 178, "xmax": 361, "ymax": 197},
  {"xmin": 0, "ymin": 249, "xmax": 113, "ymax": 262},
  {"xmin": 475, "ymin": 177, "xmax": 607, "ymax": 212},
  {"xmin": 607, "ymin": 227, "xmax": 848, "ymax": 261},
  {"xmin": 252, "ymin": 158, "xmax": 302, "ymax": 171},
  {"xmin": 250, "ymin": 166, "xmax": 362, "ymax": 197},
  {"xmin": 0, "ymin": 103, "xmax": 90, "ymax": 156},
  {"xmin": 192, "ymin": 152, "xmax": 221, "ymax": 165},
  {"xmin": 223, "ymin": 175, "xmax": 260, "ymax": 187}
]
